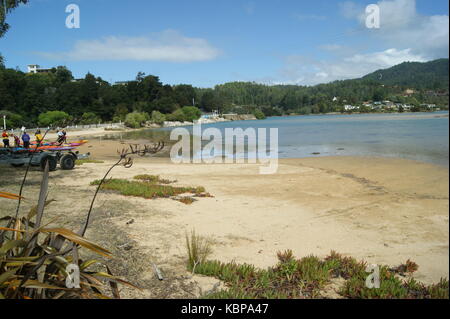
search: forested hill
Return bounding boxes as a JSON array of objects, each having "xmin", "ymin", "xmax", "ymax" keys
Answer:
[
  {"xmin": 0, "ymin": 58, "xmax": 448, "ymax": 128},
  {"xmin": 362, "ymin": 58, "xmax": 449, "ymax": 89}
]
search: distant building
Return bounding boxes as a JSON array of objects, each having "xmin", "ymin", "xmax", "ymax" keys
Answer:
[
  {"xmin": 344, "ymin": 105, "xmax": 358, "ymax": 111},
  {"xmin": 114, "ymin": 81, "xmax": 133, "ymax": 86},
  {"xmin": 27, "ymin": 64, "xmax": 52, "ymax": 74},
  {"xmin": 332, "ymin": 96, "xmax": 338, "ymax": 102},
  {"xmin": 403, "ymin": 89, "xmax": 415, "ymax": 97}
]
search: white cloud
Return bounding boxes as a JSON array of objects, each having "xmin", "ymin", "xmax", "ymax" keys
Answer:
[
  {"xmin": 37, "ymin": 30, "xmax": 221, "ymax": 62},
  {"xmin": 267, "ymin": 0, "xmax": 447, "ymax": 86},
  {"xmin": 341, "ymin": 0, "xmax": 449, "ymax": 59},
  {"xmin": 276, "ymin": 48, "xmax": 425, "ymax": 86}
]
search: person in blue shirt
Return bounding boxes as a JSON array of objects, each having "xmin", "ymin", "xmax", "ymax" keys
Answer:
[{"xmin": 22, "ymin": 131, "xmax": 30, "ymax": 149}]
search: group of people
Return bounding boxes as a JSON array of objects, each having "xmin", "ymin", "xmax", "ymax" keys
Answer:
[{"xmin": 1, "ymin": 129, "xmax": 67, "ymax": 148}]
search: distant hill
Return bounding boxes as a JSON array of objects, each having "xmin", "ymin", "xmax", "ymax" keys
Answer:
[{"xmin": 362, "ymin": 58, "xmax": 449, "ymax": 90}]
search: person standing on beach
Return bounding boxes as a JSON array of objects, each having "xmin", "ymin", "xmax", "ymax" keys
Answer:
[
  {"xmin": 56, "ymin": 130, "xmax": 65, "ymax": 144},
  {"xmin": 2, "ymin": 130, "xmax": 10, "ymax": 148},
  {"xmin": 13, "ymin": 134, "xmax": 21, "ymax": 147},
  {"xmin": 22, "ymin": 131, "xmax": 30, "ymax": 148},
  {"xmin": 35, "ymin": 130, "xmax": 43, "ymax": 144}
]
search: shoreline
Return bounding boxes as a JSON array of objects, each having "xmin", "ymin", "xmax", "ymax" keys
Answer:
[{"xmin": 33, "ymin": 110, "xmax": 449, "ymax": 141}]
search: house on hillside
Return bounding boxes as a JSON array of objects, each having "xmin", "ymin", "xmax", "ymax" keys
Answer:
[
  {"xmin": 344, "ymin": 105, "xmax": 358, "ymax": 111},
  {"xmin": 403, "ymin": 89, "xmax": 415, "ymax": 97},
  {"xmin": 27, "ymin": 64, "xmax": 52, "ymax": 74}
]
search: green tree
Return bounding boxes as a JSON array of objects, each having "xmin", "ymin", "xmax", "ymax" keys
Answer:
[
  {"xmin": 124, "ymin": 112, "xmax": 149, "ymax": 128},
  {"xmin": 253, "ymin": 109, "xmax": 266, "ymax": 120},
  {"xmin": 0, "ymin": 0, "xmax": 29, "ymax": 38},
  {"xmin": 0, "ymin": 110, "xmax": 22, "ymax": 128},
  {"xmin": 38, "ymin": 111, "xmax": 71, "ymax": 127},
  {"xmin": 181, "ymin": 106, "xmax": 201, "ymax": 122},
  {"xmin": 80, "ymin": 112, "xmax": 101, "ymax": 125},
  {"xmin": 151, "ymin": 111, "xmax": 166, "ymax": 125}
]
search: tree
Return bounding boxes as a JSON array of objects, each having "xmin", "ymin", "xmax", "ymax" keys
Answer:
[
  {"xmin": 80, "ymin": 112, "xmax": 101, "ymax": 125},
  {"xmin": 0, "ymin": 110, "xmax": 23, "ymax": 128},
  {"xmin": 38, "ymin": 111, "xmax": 71, "ymax": 127},
  {"xmin": 124, "ymin": 112, "xmax": 149, "ymax": 128},
  {"xmin": 0, "ymin": 0, "xmax": 29, "ymax": 38},
  {"xmin": 181, "ymin": 106, "xmax": 201, "ymax": 122},
  {"xmin": 253, "ymin": 109, "xmax": 266, "ymax": 120},
  {"xmin": 151, "ymin": 111, "xmax": 166, "ymax": 125}
]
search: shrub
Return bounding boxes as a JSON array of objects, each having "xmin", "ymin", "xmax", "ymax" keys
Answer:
[
  {"xmin": 79, "ymin": 112, "xmax": 101, "ymax": 125},
  {"xmin": 124, "ymin": 112, "xmax": 149, "ymax": 128},
  {"xmin": 151, "ymin": 111, "xmax": 166, "ymax": 125},
  {"xmin": 166, "ymin": 106, "xmax": 201, "ymax": 122},
  {"xmin": 166, "ymin": 109, "xmax": 186, "ymax": 122},
  {"xmin": 38, "ymin": 111, "xmax": 71, "ymax": 127},
  {"xmin": 181, "ymin": 106, "xmax": 202, "ymax": 122},
  {"xmin": 0, "ymin": 110, "xmax": 23, "ymax": 128},
  {"xmin": 253, "ymin": 109, "xmax": 266, "ymax": 120}
]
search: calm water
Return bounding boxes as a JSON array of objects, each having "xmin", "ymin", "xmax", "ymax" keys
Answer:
[{"xmin": 117, "ymin": 112, "xmax": 449, "ymax": 167}]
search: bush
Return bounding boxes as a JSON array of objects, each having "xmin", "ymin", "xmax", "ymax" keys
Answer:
[
  {"xmin": 79, "ymin": 112, "xmax": 101, "ymax": 125},
  {"xmin": 166, "ymin": 106, "xmax": 201, "ymax": 122},
  {"xmin": 151, "ymin": 111, "xmax": 166, "ymax": 125},
  {"xmin": 253, "ymin": 109, "xmax": 266, "ymax": 120},
  {"xmin": 166, "ymin": 109, "xmax": 186, "ymax": 122},
  {"xmin": 124, "ymin": 112, "xmax": 150, "ymax": 128},
  {"xmin": 181, "ymin": 106, "xmax": 201, "ymax": 122},
  {"xmin": 38, "ymin": 111, "xmax": 71, "ymax": 127},
  {"xmin": 0, "ymin": 110, "xmax": 23, "ymax": 128}
]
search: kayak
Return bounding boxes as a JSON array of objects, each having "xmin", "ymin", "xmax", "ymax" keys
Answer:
[
  {"xmin": 1, "ymin": 146, "xmax": 76, "ymax": 153},
  {"xmin": 29, "ymin": 140, "xmax": 88, "ymax": 147}
]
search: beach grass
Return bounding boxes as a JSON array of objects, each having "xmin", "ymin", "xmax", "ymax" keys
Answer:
[
  {"xmin": 75, "ymin": 159, "xmax": 105, "ymax": 165},
  {"xmin": 186, "ymin": 230, "xmax": 213, "ymax": 271},
  {"xmin": 190, "ymin": 249, "xmax": 449, "ymax": 299},
  {"xmin": 90, "ymin": 178, "xmax": 206, "ymax": 201},
  {"xmin": 133, "ymin": 174, "xmax": 175, "ymax": 184}
]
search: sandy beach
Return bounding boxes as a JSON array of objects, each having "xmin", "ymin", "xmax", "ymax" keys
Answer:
[{"xmin": 1, "ymin": 135, "xmax": 448, "ymax": 298}]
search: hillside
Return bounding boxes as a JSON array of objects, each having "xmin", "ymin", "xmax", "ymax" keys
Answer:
[{"xmin": 362, "ymin": 58, "xmax": 449, "ymax": 90}]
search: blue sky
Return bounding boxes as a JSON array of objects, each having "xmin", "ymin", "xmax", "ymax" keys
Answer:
[{"xmin": 1, "ymin": 0, "xmax": 448, "ymax": 87}]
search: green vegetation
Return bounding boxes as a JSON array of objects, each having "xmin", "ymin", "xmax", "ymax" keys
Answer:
[
  {"xmin": 189, "ymin": 249, "xmax": 449, "ymax": 299},
  {"xmin": 253, "ymin": 109, "xmax": 266, "ymax": 120},
  {"xmin": 124, "ymin": 112, "xmax": 150, "ymax": 128},
  {"xmin": 90, "ymin": 177, "xmax": 206, "ymax": 202},
  {"xmin": 0, "ymin": 110, "xmax": 22, "ymax": 127},
  {"xmin": 363, "ymin": 59, "xmax": 449, "ymax": 89},
  {"xmin": 151, "ymin": 111, "xmax": 166, "ymax": 125},
  {"xmin": 80, "ymin": 112, "xmax": 101, "ymax": 125},
  {"xmin": 133, "ymin": 174, "xmax": 174, "ymax": 184},
  {"xmin": 166, "ymin": 106, "xmax": 202, "ymax": 122},
  {"xmin": 0, "ymin": 59, "xmax": 447, "ymax": 128},
  {"xmin": 75, "ymin": 159, "xmax": 105, "ymax": 165},
  {"xmin": 38, "ymin": 111, "xmax": 71, "ymax": 127},
  {"xmin": 186, "ymin": 230, "xmax": 213, "ymax": 270},
  {"xmin": 0, "ymin": 154, "xmax": 137, "ymax": 299}
]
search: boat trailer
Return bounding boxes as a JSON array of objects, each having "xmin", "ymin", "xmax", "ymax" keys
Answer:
[{"xmin": 0, "ymin": 148, "xmax": 90, "ymax": 171}]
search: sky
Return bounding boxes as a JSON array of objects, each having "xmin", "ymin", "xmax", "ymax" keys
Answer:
[{"xmin": 0, "ymin": 0, "xmax": 448, "ymax": 87}]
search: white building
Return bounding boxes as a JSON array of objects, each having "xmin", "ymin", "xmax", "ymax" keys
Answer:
[
  {"xmin": 27, "ymin": 64, "xmax": 52, "ymax": 74},
  {"xmin": 344, "ymin": 105, "xmax": 358, "ymax": 111}
]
